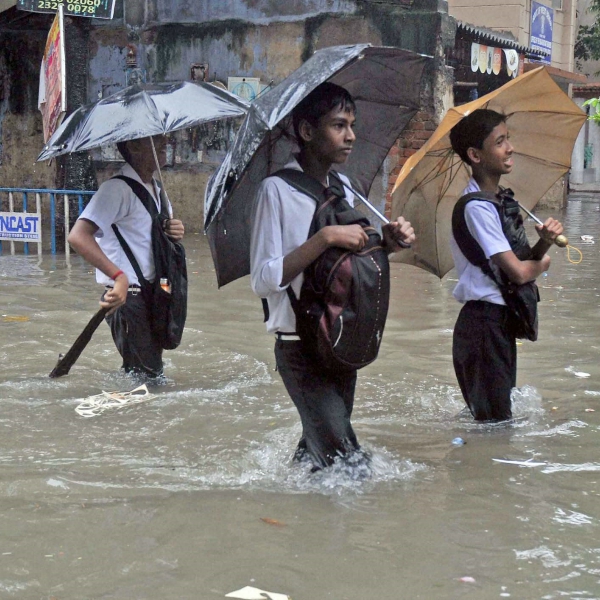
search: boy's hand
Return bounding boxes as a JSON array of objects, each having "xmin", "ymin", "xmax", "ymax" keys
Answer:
[
  {"xmin": 164, "ymin": 218, "xmax": 185, "ymax": 241},
  {"xmin": 101, "ymin": 275, "xmax": 129, "ymax": 315},
  {"xmin": 321, "ymin": 224, "xmax": 369, "ymax": 251},
  {"xmin": 535, "ymin": 217, "xmax": 563, "ymax": 245},
  {"xmin": 382, "ymin": 217, "xmax": 415, "ymax": 252}
]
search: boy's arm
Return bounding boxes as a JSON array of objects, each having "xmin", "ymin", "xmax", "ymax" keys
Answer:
[
  {"xmin": 280, "ymin": 225, "xmax": 368, "ymax": 287},
  {"xmin": 68, "ymin": 219, "xmax": 129, "ymax": 312},
  {"xmin": 492, "ymin": 217, "xmax": 563, "ymax": 284},
  {"xmin": 491, "ymin": 250, "xmax": 550, "ymax": 285}
]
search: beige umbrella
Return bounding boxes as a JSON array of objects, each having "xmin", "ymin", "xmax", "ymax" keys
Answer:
[{"xmin": 389, "ymin": 66, "xmax": 586, "ymax": 278}]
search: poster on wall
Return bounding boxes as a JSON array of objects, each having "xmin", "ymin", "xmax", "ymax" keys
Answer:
[
  {"xmin": 227, "ymin": 77, "xmax": 261, "ymax": 102},
  {"xmin": 38, "ymin": 5, "xmax": 66, "ymax": 143},
  {"xmin": 471, "ymin": 43, "xmax": 480, "ymax": 72},
  {"xmin": 17, "ymin": 0, "xmax": 115, "ymax": 19},
  {"xmin": 530, "ymin": 0, "xmax": 553, "ymax": 64}
]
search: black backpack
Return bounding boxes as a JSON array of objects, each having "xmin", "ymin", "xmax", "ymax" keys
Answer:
[
  {"xmin": 452, "ymin": 189, "xmax": 539, "ymax": 341},
  {"xmin": 275, "ymin": 169, "xmax": 390, "ymax": 372},
  {"xmin": 111, "ymin": 176, "xmax": 188, "ymax": 350}
]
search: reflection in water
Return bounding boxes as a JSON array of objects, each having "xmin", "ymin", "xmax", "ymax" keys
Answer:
[{"xmin": 0, "ymin": 198, "xmax": 600, "ymax": 598}]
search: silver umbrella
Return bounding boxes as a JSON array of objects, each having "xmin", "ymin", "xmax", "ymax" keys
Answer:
[
  {"xmin": 37, "ymin": 81, "xmax": 249, "ymax": 161},
  {"xmin": 204, "ymin": 44, "xmax": 432, "ymax": 287}
]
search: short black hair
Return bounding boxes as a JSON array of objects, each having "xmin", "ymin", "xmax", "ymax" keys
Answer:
[
  {"xmin": 292, "ymin": 82, "xmax": 356, "ymax": 145},
  {"xmin": 449, "ymin": 109, "xmax": 507, "ymax": 165},
  {"xmin": 116, "ymin": 140, "xmax": 133, "ymax": 165}
]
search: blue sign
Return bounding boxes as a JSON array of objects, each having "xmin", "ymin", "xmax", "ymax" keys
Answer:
[
  {"xmin": 0, "ymin": 212, "xmax": 41, "ymax": 242},
  {"xmin": 530, "ymin": 1, "xmax": 553, "ymax": 64}
]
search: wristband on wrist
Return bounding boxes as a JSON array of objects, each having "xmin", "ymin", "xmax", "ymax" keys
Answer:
[{"xmin": 111, "ymin": 269, "xmax": 125, "ymax": 281}]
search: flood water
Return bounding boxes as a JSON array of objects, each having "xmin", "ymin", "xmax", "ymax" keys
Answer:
[{"xmin": 1, "ymin": 196, "xmax": 600, "ymax": 600}]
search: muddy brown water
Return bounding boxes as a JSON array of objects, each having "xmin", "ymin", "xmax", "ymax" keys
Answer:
[{"xmin": 1, "ymin": 197, "xmax": 600, "ymax": 599}]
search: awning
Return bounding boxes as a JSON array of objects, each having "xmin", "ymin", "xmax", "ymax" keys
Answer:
[
  {"xmin": 523, "ymin": 63, "xmax": 587, "ymax": 89},
  {"xmin": 571, "ymin": 82, "xmax": 600, "ymax": 99},
  {"xmin": 457, "ymin": 21, "xmax": 548, "ymax": 60}
]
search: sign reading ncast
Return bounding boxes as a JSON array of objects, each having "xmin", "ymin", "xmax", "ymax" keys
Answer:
[{"xmin": 0, "ymin": 212, "xmax": 42, "ymax": 242}]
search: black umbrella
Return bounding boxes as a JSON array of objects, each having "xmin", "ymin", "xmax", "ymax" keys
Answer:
[
  {"xmin": 204, "ymin": 44, "xmax": 432, "ymax": 287},
  {"xmin": 37, "ymin": 81, "xmax": 249, "ymax": 161}
]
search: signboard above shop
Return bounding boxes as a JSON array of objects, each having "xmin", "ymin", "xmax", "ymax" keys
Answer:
[
  {"xmin": 17, "ymin": 0, "xmax": 115, "ymax": 19},
  {"xmin": 530, "ymin": 1, "xmax": 553, "ymax": 64}
]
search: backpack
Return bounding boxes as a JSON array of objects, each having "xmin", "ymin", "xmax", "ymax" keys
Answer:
[
  {"xmin": 275, "ymin": 168, "xmax": 390, "ymax": 372},
  {"xmin": 452, "ymin": 189, "xmax": 539, "ymax": 341},
  {"xmin": 111, "ymin": 175, "xmax": 188, "ymax": 350}
]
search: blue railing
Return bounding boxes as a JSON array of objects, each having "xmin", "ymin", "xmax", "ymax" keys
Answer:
[{"xmin": 0, "ymin": 187, "xmax": 95, "ymax": 255}]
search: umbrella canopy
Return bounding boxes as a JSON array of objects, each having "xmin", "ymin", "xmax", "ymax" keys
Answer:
[
  {"xmin": 204, "ymin": 44, "xmax": 431, "ymax": 287},
  {"xmin": 37, "ymin": 81, "xmax": 250, "ymax": 161},
  {"xmin": 389, "ymin": 66, "xmax": 586, "ymax": 278}
]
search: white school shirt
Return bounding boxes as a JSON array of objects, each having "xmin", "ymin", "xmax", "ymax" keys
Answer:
[
  {"xmin": 449, "ymin": 178, "xmax": 511, "ymax": 305},
  {"xmin": 250, "ymin": 159, "xmax": 355, "ymax": 334},
  {"xmin": 78, "ymin": 163, "xmax": 173, "ymax": 286}
]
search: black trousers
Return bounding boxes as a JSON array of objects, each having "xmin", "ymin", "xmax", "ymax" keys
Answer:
[
  {"xmin": 274, "ymin": 339, "xmax": 360, "ymax": 469},
  {"xmin": 453, "ymin": 300, "xmax": 516, "ymax": 422},
  {"xmin": 103, "ymin": 290, "xmax": 163, "ymax": 378}
]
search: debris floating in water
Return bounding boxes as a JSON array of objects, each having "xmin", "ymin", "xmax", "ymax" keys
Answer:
[
  {"xmin": 74, "ymin": 384, "xmax": 153, "ymax": 417},
  {"xmin": 451, "ymin": 437, "xmax": 465, "ymax": 446},
  {"xmin": 580, "ymin": 235, "xmax": 594, "ymax": 243},
  {"xmin": 260, "ymin": 517, "xmax": 286, "ymax": 527},
  {"xmin": 492, "ymin": 458, "xmax": 547, "ymax": 467},
  {"xmin": 565, "ymin": 366, "xmax": 591, "ymax": 378},
  {"xmin": 459, "ymin": 576, "xmax": 476, "ymax": 583},
  {"xmin": 1, "ymin": 315, "xmax": 30, "ymax": 322},
  {"xmin": 225, "ymin": 586, "xmax": 291, "ymax": 600}
]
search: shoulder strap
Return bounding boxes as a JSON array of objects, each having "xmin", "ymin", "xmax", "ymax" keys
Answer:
[
  {"xmin": 451, "ymin": 191, "xmax": 506, "ymax": 285},
  {"xmin": 452, "ymin": 191, "xmax": 502, "ymax": 270},
  {"xmin": 109, "ymin": 176, "xmax": 160, "ymax": 287},
  {"xmin": 272, "ymin": 168, "xmax": 326, "ymax": 203},
  {"xmin": 111, "ymin": 223, "xmax": 147, "ymax": 287},
  {"xmin": 272, "ymin": 168, "xmax": 346, "ymax": 203},
  {"xmin": 112, "ymin": 175, "xmax": 164, "ymax": 219}
]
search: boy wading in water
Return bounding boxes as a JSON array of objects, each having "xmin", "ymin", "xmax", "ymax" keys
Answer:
[
  {"xmin": 250, "ymin": 83, "xmax": 415, "ymax": 471},
  {"xmin": 449, "ymin": 109, "xmax": 564, "ymax": 422}
]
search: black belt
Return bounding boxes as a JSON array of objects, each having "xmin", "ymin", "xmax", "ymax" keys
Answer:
[
  {"xmin": 464, "ymin": 300, "xmax": 508, "ymax": 318},
  {"xmin": 105, "ymin": 285, "xmax": 142, "ymax": 295}
]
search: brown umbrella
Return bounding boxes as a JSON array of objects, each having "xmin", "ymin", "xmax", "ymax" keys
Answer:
[{"xmin": 389, "ymin": 66, "xmax": 586, "ymax": 278}]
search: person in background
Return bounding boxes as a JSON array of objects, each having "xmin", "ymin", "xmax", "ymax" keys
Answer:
[{"xmin": 68, "ymin": 135, "xmax": 184, "ymax": 379}]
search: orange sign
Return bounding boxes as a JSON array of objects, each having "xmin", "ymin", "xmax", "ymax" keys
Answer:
[
  {"xmin": 479, "ymin": 44, "xmax": 488, "ymax": 73},
  {"xmin": 493, "ymin": 47, "xmax": 502, "ymax": 75},
  {"xmin": 39, "ymin": 6, "xmax": 66, "ymax": 142}
]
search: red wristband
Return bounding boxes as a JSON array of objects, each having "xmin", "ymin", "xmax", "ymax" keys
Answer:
[{"xmin": 111, "ymin": 269, "xmax": 125, "ymax": 281}]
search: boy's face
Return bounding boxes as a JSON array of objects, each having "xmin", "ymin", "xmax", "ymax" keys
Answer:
[
  {"xmin": 127, "ymin": 135, "xmax": 168, "ymax": 170},
  {"xmin": 301, "ymin": 105, "xmax": 356, "ymax": 165},
  {"xmin": 469, "ymin": 121, "xmax": 514, "ymax": 176}
]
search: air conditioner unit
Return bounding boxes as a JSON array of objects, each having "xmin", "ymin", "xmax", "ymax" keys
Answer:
[{"xmin": 552, "ymin": 0, "xmax": 563, "ymax": 9}]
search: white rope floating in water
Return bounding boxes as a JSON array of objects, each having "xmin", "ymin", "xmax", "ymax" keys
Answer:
[{"xmin": 75, "ymin": 384, "xmax": 153, "ymax": 418}]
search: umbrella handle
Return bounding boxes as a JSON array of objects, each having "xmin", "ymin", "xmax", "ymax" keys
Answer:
[
  {"xmin": 341, "ymin": 181, "xmax": 412, "ymax": 249},
  {"xmin": 517, "ymin": 203, "xmax": 568, "ymax": 248}
]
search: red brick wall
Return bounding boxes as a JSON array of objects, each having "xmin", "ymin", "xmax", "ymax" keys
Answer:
[{"xmin": 385, "ymin": 110, "xmax": 437, "ymax": 215}]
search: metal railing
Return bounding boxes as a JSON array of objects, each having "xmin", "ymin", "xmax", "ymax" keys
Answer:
[{"xmin": 0, "ymin": 187, "xmax": 95, "ymax": 256}]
